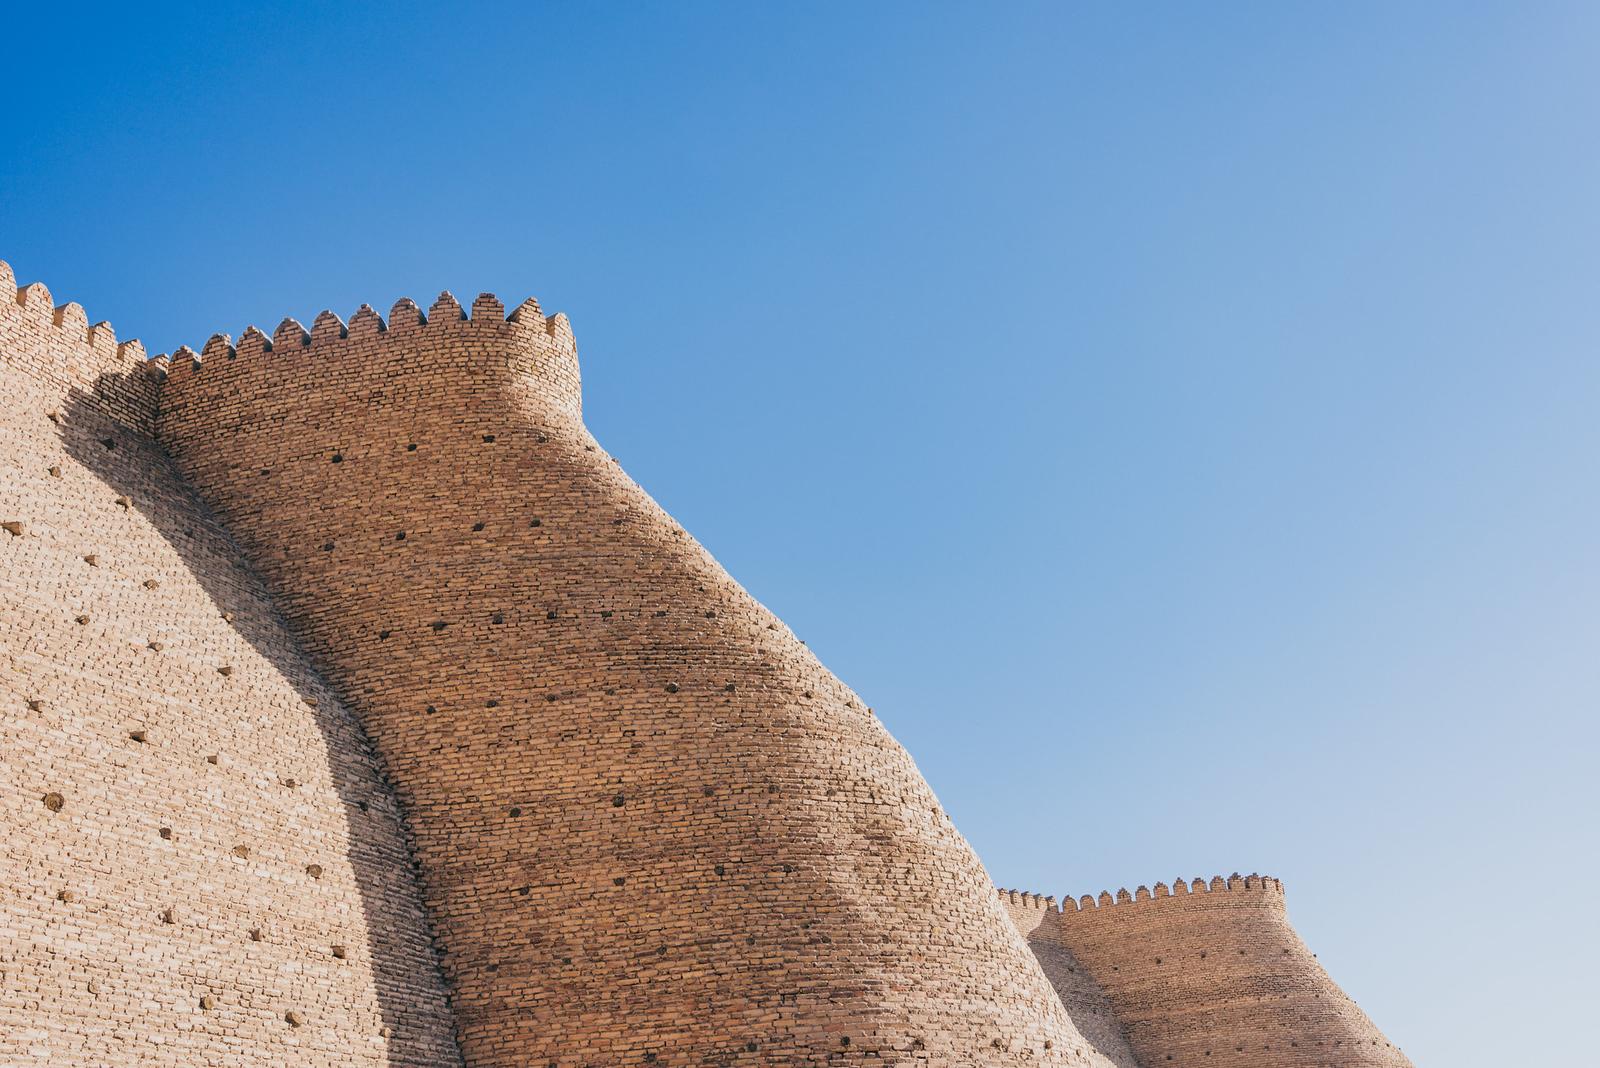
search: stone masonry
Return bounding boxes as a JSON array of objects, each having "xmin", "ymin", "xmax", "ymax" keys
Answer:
[{"xmin": 1, "ymin": 257, "xmax": 1412, "ymax": 1066}]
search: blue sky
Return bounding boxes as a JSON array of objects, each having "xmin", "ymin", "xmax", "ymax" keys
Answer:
[{"xmin": 5, "ymin": 3, "xmax": 1596, "ymax": 1063}]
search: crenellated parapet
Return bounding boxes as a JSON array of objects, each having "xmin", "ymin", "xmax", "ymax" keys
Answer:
[
  {"xmin": 998, "ymin": 872, "xmax": 1284, "ymax": 916},
  {"xmin": 157, "ymin": 287, "xmax": 581, "ymax": 421},
  {"xmin": 0, "ymin": 259, "xmax": 160, "ymax": 431}
]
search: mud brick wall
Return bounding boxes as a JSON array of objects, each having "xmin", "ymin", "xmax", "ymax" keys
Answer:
[
  {"xmin": 1005, "ymin": 876, "xmax": 1413, "ymax": 1068},
  {"xmin": 0, "ymin": 261, "xmax": 461, "ymax": 1068},
  {"xmin": 154, "ymin": 291, "xmax": 1115, "ymax": 1066}
]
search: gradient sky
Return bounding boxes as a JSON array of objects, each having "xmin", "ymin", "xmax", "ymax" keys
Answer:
[{"xmin": 4, "ymin": 3, "xmax": 1596, "ymax": 1063}]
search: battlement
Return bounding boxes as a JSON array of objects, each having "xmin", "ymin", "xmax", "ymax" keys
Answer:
[
  {"xmin": 0, "ymin": 259, "xmax": 160, "ymax": 431},
  {"xmin": 156, "ymin": 287, "xmax": 581, "ymax": 420},
  {"xmin": 997, "ymin": 872, "xmax": 1284, "ymax": 916}
]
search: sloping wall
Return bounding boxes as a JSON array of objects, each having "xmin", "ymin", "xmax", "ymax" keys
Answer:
[
  {"xmin": 1005, "ymin": 875, "xmax": 1413, "ymax": 1068},
  {"xmin": 0, "ymin": 261, "xmax": 460, "ymax": 1068},
  {"xmin": 153, "ymin": 292, "xmax": 1111, "ymax": 1066}
]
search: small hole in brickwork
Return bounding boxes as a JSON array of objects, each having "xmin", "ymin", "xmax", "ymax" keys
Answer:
[
  {"xmin": 536, "ymin": 432, "xmax": 549, "ymax": 443},
  {"xmin": 357, "ymin": 800, "xmax": 370, "ymax": 813},
  {"xmin": 115, "ymin": 496, "xmax": 130, "ymax": 509},
  {"xmin": 217, "ymin": 665, "xmax": 233, "ymax": 676},
  {"xmin": 143, "ymin": 578, "xmax": 160, "ymax": 589},
  {"xmin": 379, "ymin": 629, "xmax": 391, "ymax": 640},
  {"xmin": 654, "ymin": 610, "xmax": 667, "ymax": 617},
  {"xmin": 612, "ymin": 794, "xmax": 626, "ymax": 807},
  {"xmin": 431, "ymin": 621, "xmax": 447, "ymax": 632},
  {"xmin": 58, "ymin": 888, "xmax": 75, "ymax": 902},
  {"xmin": 546, "ymin": 610, "xmax": 558, "ymax": 620},
  {"xmin": 234, "ymin": 845, "xmax": 250, "ymax": 858},
  {"xmin": 840, "ymin": 1037, "xmax": 850, "ymax": 1047},
  {"xmin": 473, "ymin": 522, "xmax": 485, "ymax": 531},
  {"xmin": 129, "ymin": 730, "xmax": 147, "ymax": 743},
  {"xmin": 509, "ymin": 806, "xmax": 522, "ymax": 817},
  {"xmin": 75, "ymin": 614, "xmax": 91, "ymax": 625},
  {"xmin": 395, "ymin": 531, "xmax": 406, "ymax": 541},
  {"xmin": 724, "ymin": 683, "xmax": 736, "ymax": 692},
  {"xmin": 482, "ymin": 434, "xmax": 496, "ymax": 443},
  {"xmin": 148, "ymin": 640, "xmax": 163, "ymax": 651},
  {"xmin": 715, "ymin": 865, "xmax": 725, "ymax": 876},
  {"xmin": 545, "ymin": 694, "xmax": 558, "ymax": 703},
  {"xmin": 665, "ymin": 683, "xmax": 679, "ymax": 693},
  {"xmin": 331, "ymin": 944, "xmax": 347, "ymax": 959},
  {"xmin": 100, "ymin": 437, "xmax": 116, "ymax": 450},
  {"xmin": 486, "ymin": 699, "xmax": 498, "ymax": 708},
  {"xmin": 517, "ymin": 886, "xmax": 530, "ymax": 896},
  {"xmin": 406, "ymin": 443, "xmax": 417, "ymax": 452},
  {"xmin": 426, "ymin": 705, "xmax": 438, "ymax": 714},
  {"xmin": 600, "ymin": 610, "xmax": 613, "ymax": 619},
  {"xmin": 705, "ymin": 611, "xmax": 716, "ymax": 619},
  {"xmin": 48, "ymin": 465, "xmax": 61, "ymax": 478},
  {"xmin": 200, "ymin": 994, "xmax": 216, "ymax": 1010},
  {"xmin": 282, "ymin": 777, "xmax": 298, "ymax": 789},
  {"xmin": 285, "ymin": 1011, "xmax": 303, "ymax": 1028},
  {"xmin": 529, "ymin": 518, "xmax": 542, "ymax": 527},
  {"xmin": 331, "ymin": 454, "xmax": 343, "ymax": 463},
  {"xmin": 27, "ymin": 698, "xmax": 43, "ymax": 711},
  {"xmin": 158, "ymin": 827, "xmax": 173, "ymax": 840},
  {"xmin": 613, "ymin": 877, "xmax": 626, "ymax": 886},
  {"xmin": 703, "ymin": 787, "xmax": 714, "ymax": 797},
  {"xmin": 249, "ymin": 928, "xmax": 262, "ymax": 941},
  {"xmin": 492, "ymin": 612, "xmax": 504, "ymax": 624},
  {"xmin": 161, "ymin": 907, "xmax": 178, "ymax": 924},
  {"xmin": 83, "ymin": 554, "xmax": 98, "ymax": 566},
  {"xmin": 260, "ymin": 468, "xmax": 271, "ymax": 476},
  {"xmin": 305, "ymin": 863, "xmax": 323, "ymax": 879},
  {"xmin": 205, "ymin": 754, "xmax": 219, "ymax": 765},
  {"xmin": 322, "ymin": 542, "xmax": 335, "ymax": 552}
]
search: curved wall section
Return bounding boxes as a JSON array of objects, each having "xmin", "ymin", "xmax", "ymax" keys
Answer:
[
  {"xmin": 154, "ymin": 293, "xmax": 1110, "ymax": 1065},
  {"xmin": 1009, "ymin": 875, "xmax": 1412, "ymax": 1068},
  {"xmin": 0, "ymin": 262, "xmax": 461, "ymax": 1067}
]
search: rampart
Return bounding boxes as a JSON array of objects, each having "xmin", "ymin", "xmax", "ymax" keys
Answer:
[
  {"xmin": 998, "ymin": 876, "xmax": 1413, "ymax": 1067},
  {"xmin": 0, "ymin": 261, "xmax": 460, "ymax": 1066},
  {"xmin": 1, "ymin": 255, "xmax": 1416, "ymax": 1067},
  {"xmin": 152, "ymin": 290, "xmax": 1114, "ymax": 1065}
]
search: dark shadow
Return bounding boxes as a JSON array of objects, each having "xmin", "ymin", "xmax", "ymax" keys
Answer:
[{"xmin": 58, "ymin": 369, "xmax": 462, "ymax": 1067}]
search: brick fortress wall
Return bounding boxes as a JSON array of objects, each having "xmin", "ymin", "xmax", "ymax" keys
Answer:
[
  {"xmin": 0, "ymin": 260, "xmax": 461, "ymax": 1067},
  {"xmin": 153, "ymin": 290, "xmax": 1119, "ymax": 1065},
  {"xmin": 1000, "ymin": 876, "xmax": 1413, "ymax": 1068}
]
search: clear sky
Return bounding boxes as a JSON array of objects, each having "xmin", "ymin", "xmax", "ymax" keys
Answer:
[{"xmin": 4, "ymin": 3, "xmax": 1596, "ymax": 1063}]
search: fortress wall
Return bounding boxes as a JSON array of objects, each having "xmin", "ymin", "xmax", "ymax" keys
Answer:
[
  {"xmin": 154, "ymin": 292, "xmax": 1114, "ymax": 1066},
  {"xmin": 1007, "ymin": 875, "xmax": 1412, "ymax": 1068},
  {"xmin": 0, "ymin": 261, "xmax": 461, "ymax": 1067}
]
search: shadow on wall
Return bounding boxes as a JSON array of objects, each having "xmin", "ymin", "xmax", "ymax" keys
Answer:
[
  {"xmin": 1015, "ymin": 928, "xmax": 1140, "ymax": 1068},
  {"xmin": 58, "ymin": 368, "xmax": 462, "ymax": 1066}
]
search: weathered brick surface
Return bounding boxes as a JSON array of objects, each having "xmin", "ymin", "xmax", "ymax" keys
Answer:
[
  {"xmin": 154, "ymin": 292, "xmax": 1114, "ymax": 1065},
  {"xmin": 1001, "ymin": 878, "xmax": 1414, "ymax": 1067},
  {"xmin": 0, "ymin": 262, "xmax": 461, "ymax": 1067},
  {"xmin": 1, "ymin": 258, "xmax": 1415, "ymax": 1067}
]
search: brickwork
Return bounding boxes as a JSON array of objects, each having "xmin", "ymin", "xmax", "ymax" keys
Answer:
[
  {"xmin": 1001, "ymin": 877, "xmax": 1413, "ymax": 1067},
  {"xmin": 0, "ymin": 256, "xmax": 1416, "ymax": 1066},
  {"xmin": 0, "ymin": 261, "xmax": 461, "ymax": 1067},
  {"xmin": 151, "ymin": 290, "xmax": 1120, "ymax": 1065}
]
